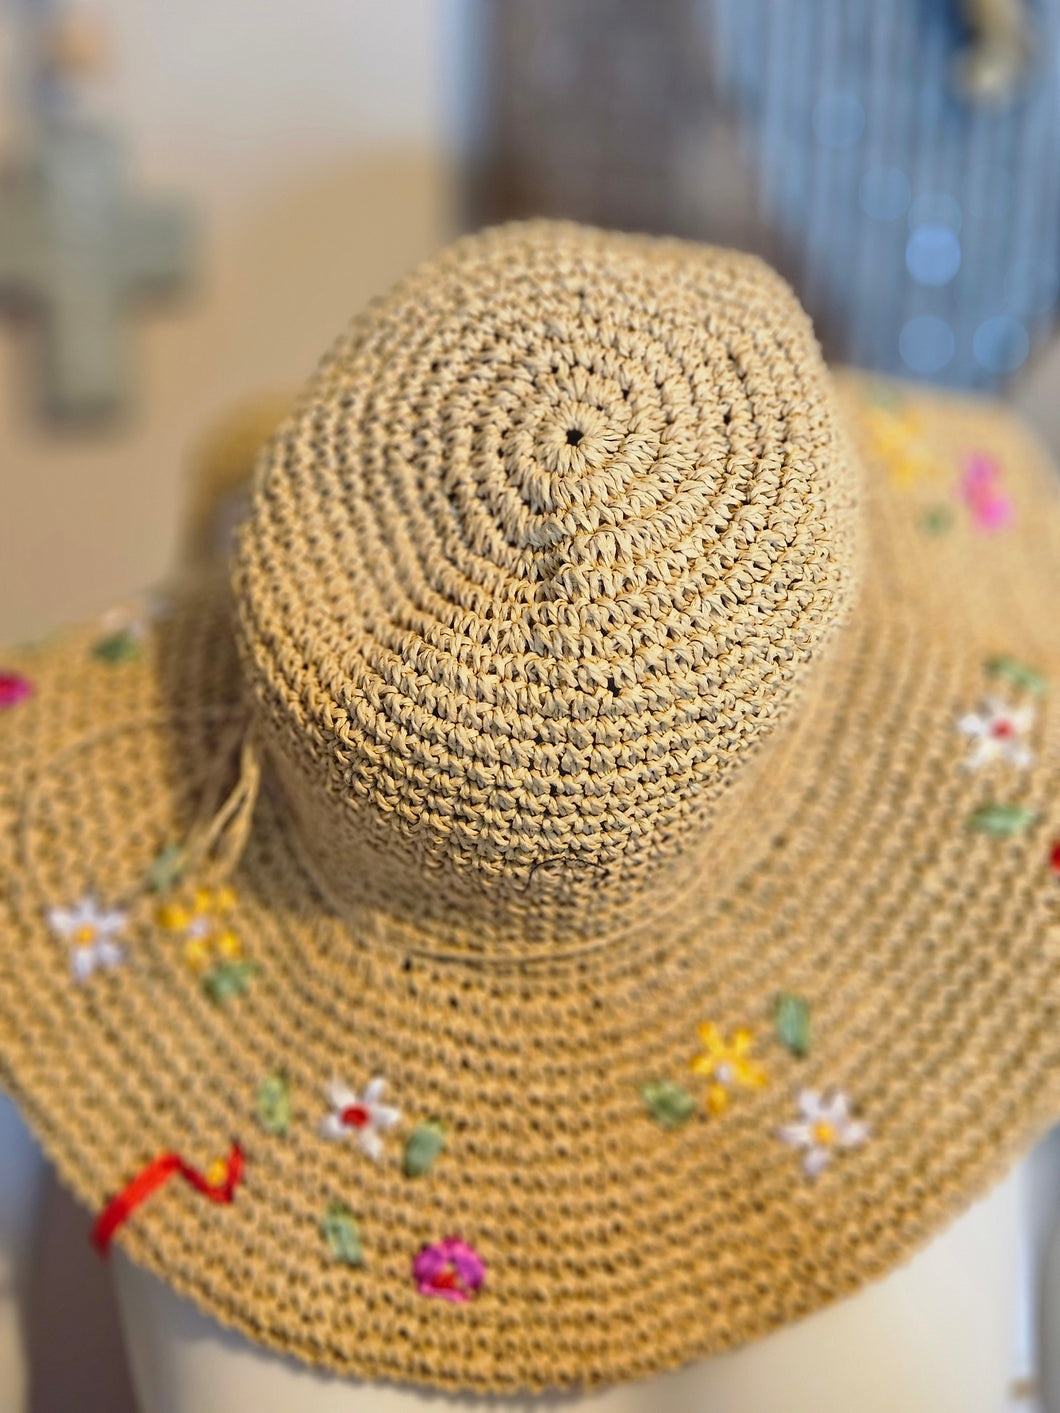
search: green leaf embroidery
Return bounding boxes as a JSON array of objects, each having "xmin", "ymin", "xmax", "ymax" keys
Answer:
[
  {"xmin": 641, "ymin": 1080, "xmax": 696, "ymax": 1129},
  {"xmin": 968, "ymin": 803, "xmax": 1038, "ymax": 839},
  {"xmin": 92, "ymin": 630, "xmax": 141, "ymax": 663},
  {"xmin": 203, "ymin": 960, "xmax": 257, "ymax": 1002},
  {"xmin": 146, "ymin": 843, "xmax": 186, "ymax": 893},
  {"xmin": 256, "ymin": 1073, "xmax": 291, "ymax": 1136},
  {"xmin": 985, "ymin": 654, "xmax": 1047, "ymax": 698},
  {"xmin": 774, "ymin": 993, "xmax": 812, "ymax": 1058},
  {"xmin": 322, "ymin": 1200, "xmax": 363, "ymax": 1265},
  {"xmin": 404, "ymin": 1120, "xmax": 446, "ymax": 1177},
  {"xmin": 919, "ymin": 505, "xmax": 954, "ymax": 536}
]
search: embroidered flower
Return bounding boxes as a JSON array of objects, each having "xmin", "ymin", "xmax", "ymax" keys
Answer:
[
  {"xmin": 957, "ymin": 696, "xmax": 1034, "ymax": 770},
  {"xmin": 158, "ymin": 887, "xmax": 241, "ymax": 972},
  {"xmin": 690, "ymin": 1023, "xmax": 767, "ymax": 1114},
  {"xmin": 962, "ymin": 452, "xmax": 1014, "ymax": 532},
  {"xmin": 47, "ymin": 896, "xmax": 127, "ymax": 982},
  {"xmin": 862, "ymin": 401, "xmax": 939, "ymax": 488},
  {"xmin": 0, "ymin": 671, "xmax": 33, "ymax": 708},
  {"xmin": 92, "ymin": 592, "xmax": 169, "ymax": 663},
  {"xmin": 320, "ymin": 1077, "xmax": 400, "ymax": 1160},
  {"xmin": 93, "ymin": 606, "xmax": 147, "ymax": 663},
  {"xmin": 157, "ymin": 886, "xmax": 254, "ymax": 1001},
  {"xmin": 779, "ymin": 1088, "xmax": 870, "ymax": 1178},
  {"xmin": 413, "ymin": 1237, "xmax": 486, "ymax": 1303}
]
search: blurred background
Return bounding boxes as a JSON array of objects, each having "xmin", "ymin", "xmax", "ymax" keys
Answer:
[{"xmin": 3, "ymin": 1, "xmax": 1060, "ymax": 1407}]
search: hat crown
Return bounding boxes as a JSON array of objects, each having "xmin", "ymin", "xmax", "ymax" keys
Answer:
[{"xmin": 234, "ymin": 222, "xmax": 859, "ymax": 958}]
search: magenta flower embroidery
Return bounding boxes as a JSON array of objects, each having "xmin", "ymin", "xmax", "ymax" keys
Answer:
[
  {"xmin": 412, "ymin": 1237, "xmax": 486, "ymax": 1303},
  {"xmin": 0, "ymin": 672, "xmax": 33, "ymax": 709},
  {"xmin": 961, "ymin": 453, "xmax": 1013, "ymax": 532}
]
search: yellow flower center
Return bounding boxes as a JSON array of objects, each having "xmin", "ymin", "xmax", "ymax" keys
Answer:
[
  {"xmin": 205, "ymin": 1159, "xmax": 228, "ymax": 1188},
  {"xmin": 74, "ymin": 925, "xmax": 97, "ymax": 945},
  {"xmin": 813, "ymin": 1121, "xmax": 836, "ymax": 1147}
]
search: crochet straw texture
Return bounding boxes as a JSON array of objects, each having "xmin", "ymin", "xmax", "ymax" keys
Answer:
[
  {"xmin": 233, "ymin": 223, "xmax": 860, "ymax": 958},
  {"xmin": 1, "ymin": 223, "xmax": 1059, "ymax": 1392}
]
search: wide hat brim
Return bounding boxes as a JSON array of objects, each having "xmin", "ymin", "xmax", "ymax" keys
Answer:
[{"xmin": 2, "ymin": 373, "xmax": 1060, "ymax": 1392}]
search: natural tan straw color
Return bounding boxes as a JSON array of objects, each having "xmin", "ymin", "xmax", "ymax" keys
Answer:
[{"xmin": 2, "ymin": 220, "xmax": 1060, "ymax": 1393}]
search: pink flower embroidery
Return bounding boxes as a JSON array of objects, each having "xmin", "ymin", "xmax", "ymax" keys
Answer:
[
  {"xmin": 412, "ymin": 1237, "xmax": 486, "ymax": 1303},
  {"xmin": 961, "ymin": 453, "xmax": 1013, "ymax": 532},
  {"xmin": 0, "ymin": 672, "xmax": 33, "ymax": 709},
  {"xmin": 957, "ymin": 696, "xmax": 1034, "ymax": 770}
]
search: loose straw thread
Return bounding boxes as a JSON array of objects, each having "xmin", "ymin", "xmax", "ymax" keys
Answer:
[
  {"xmin": 17, "ymin": 709, "xmax": 259, "ymax": 912},
  {"xmin": 179, "ymin": 728, "xmax": 261, "ymax": 888}
]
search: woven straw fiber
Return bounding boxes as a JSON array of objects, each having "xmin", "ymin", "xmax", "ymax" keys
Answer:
[{"xmin": 2, "ymin": 221, "xmax": 1060, "ymax": 1393}]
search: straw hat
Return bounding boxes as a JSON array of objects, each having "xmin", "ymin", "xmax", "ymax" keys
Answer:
[{"xmin": 2, "ymin": 220, "xmax": 1060, "ymax": 1393}]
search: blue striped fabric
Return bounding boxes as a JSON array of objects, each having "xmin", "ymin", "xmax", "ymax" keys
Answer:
[{"xmin": 707, "ymin": 0, "xmax": 1060, "ymax": 389}]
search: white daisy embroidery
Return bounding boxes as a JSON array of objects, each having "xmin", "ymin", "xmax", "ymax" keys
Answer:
[
  {"xmin": 47, "ymin": 896, "xmax": 127, "ymax": 983},
  {"xmin": 957, "ymin": 696, "xmax": 1034, "ymax": 770},
  {"xmin": 98, "ymin": 603, "xmax": 150, "ymax": 642},
  {"xmin": 99, "ymin": 588, "xmax": 170, "ymax": 637},
  {"xmin": 779, "ymin": 1089, "xmax": 870, "ymax": 1178},
  {"xmin": 320, "ymin": 1077, "xmax": 400, "ymax": 1161}
]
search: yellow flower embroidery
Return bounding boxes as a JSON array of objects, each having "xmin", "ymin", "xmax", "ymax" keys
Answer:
[
  {"xmin": 690, "ymin": 1024, "xmax": 767, "ymax": 1115},
  {"xmin": 861, "ymin": 401, "xmax": 944, "ymax": 489},
  {"xmin": 157, "ymin": 886, "xmax": 240, "ymax": 974}
]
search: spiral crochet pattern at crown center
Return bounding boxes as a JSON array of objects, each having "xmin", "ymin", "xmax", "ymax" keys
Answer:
[{"xmin": 234, "ymin": 222, "xmax": 860, "ymax": 956}]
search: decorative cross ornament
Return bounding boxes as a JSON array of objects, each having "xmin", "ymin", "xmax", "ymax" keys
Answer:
[{"xmin": 0, "ymin": 119, "xmax": 193, "ymax": 419}]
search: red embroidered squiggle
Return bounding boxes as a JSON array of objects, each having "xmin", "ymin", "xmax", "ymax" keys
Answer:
[{"xmin": 92, "ymin": 1142, "xmax": 244, "ymax": 1254}]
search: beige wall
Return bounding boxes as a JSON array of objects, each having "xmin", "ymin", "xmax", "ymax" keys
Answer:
[{"xmin": 0, "ymin": 0, "xmax": 464, "ymax": 644}]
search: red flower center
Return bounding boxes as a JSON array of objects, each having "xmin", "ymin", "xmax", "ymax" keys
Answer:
[
  {"xmin": 431, "ymin": 1267, "xmax": 459, "ymax": 1290},
  {"xmin": 340, "ymin": 1104, "xmax": 370, "ymax": 1128},
  {"xmin": 1050, "ymin": 840, "xmax": 1060, "ymax": 873},
  {"xmin": 991, "ymin": 719, "xmax": 1015, "ymax": 739}
]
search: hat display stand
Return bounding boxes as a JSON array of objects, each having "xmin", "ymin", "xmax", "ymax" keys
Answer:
[
  {"xmin": 0, "ymin": 1094, "xmax": 47, "ymax": 1412},
  {"xmin": 107, "ymin": 1175, "xmax": 1027, "ymax": 1413}
]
